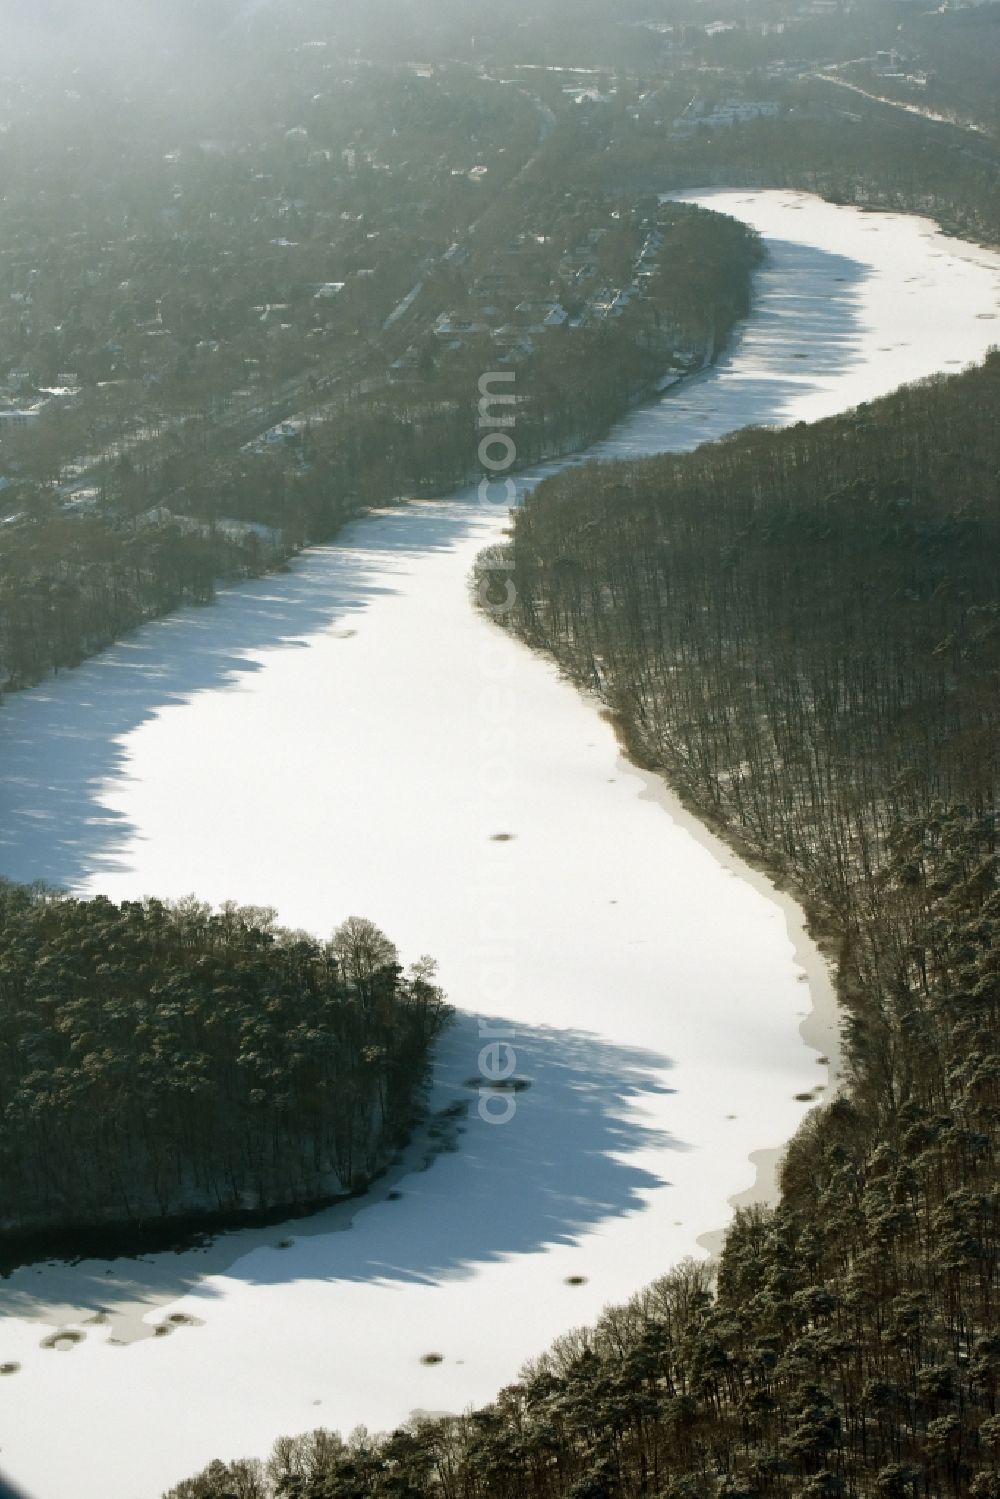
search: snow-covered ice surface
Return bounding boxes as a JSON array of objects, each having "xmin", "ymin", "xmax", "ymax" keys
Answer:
[{"xmin": 0, "ymin": 193, "xmax": 999, "ymax": 1499}]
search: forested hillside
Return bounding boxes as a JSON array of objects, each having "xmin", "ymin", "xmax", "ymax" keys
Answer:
[
  {"xmin": 0, "ymin": 888, "xmax": 449, "ymax": 1243},
  {"xmin": 170, "ymin": 359, "xmax": 1000, "ymax": 1498},
  {"xmin": 500, "ymin": 354, "xmax": 1000, "ymax": 923}
]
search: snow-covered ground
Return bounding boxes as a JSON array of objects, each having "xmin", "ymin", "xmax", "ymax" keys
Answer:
[{"xmin": 0, "ymin": 193, "xmax": 998, "ymax": 1499}]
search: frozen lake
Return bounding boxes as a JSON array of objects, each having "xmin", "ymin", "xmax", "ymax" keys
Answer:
[{"xmin": 0, "ymin": 192, "xmax": 998, "ymax": 1498}]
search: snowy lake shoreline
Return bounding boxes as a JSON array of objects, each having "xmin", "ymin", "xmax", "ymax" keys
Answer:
[{"xmin": 0, "ymin": 191, "xmax": 999, "ymax": 1499}]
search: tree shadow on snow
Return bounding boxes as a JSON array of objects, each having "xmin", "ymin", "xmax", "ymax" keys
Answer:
[
  {"xmin": 0, "ymin": 501, "xmax": 483, "ymax": 890},
  {"xmin": 0, "ymin": 1013, "xmax": 682, "ymax": 1320}
]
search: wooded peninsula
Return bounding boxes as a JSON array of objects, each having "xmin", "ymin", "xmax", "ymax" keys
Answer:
[{"xmin": 0, "ymin": 890, "xmax": 449, "ymax": 1252}]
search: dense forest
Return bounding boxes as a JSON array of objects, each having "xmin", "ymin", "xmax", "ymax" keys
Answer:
[
  {"xmin": 0, "ymin": 887, "xmax": 449, "ymax": 1238},
  {"xmin": 169, "ymin": 361, "xmax": 999, "ymax": 1496},
  {"xmin": 0, "ymin": 504, "xmax": 278, "ymax": 692},
  {"xmin": 499, "ymin": 354, "xmax": 1000, "ymax": 923}
]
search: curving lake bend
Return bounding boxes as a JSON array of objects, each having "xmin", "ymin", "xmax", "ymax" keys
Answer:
[{"xmin": 1, "ymin": 192, "xmax": 999, "ymax": 1499}]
